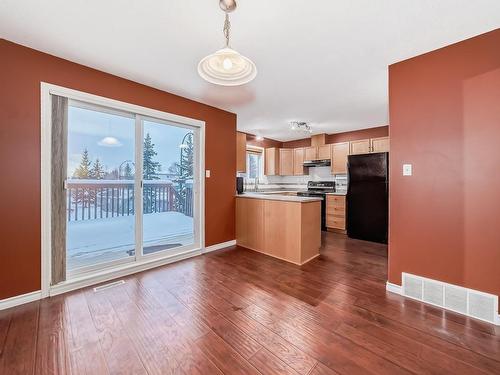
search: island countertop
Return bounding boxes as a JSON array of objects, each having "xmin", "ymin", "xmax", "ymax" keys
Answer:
[{"xmin": 235, "ymin": 193, "xmax": 322, "ymax": 203}]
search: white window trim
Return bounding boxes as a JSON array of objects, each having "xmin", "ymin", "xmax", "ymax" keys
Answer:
[
  {"xmin": 40, "ymin": 82, "xmax": 206, "ymax": 298},
  {"xmin": 246, "ymin": 145, "xmax": 265, "ymax": 180}
]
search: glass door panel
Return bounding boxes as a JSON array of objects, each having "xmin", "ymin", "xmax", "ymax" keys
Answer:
[
  {"xmin": 66, "ymin": 103, "xmax": 136, "ymax": 272},
  {"xmin": 142, "ymin": 119, "xmax": 195, "ymax": 255}
]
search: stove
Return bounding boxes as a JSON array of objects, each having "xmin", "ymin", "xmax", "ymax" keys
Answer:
[{"xmin": 297, "ymin": 181, "xmax": 335, "ymax": 230}]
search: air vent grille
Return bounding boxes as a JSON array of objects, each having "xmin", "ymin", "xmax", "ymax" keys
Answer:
[
  {"xmin": 402, "ymin": 273, "xmax": 498, "ymax": 325},
  {"xmin": 93, "ymin": 280, "xmax": 125, "ymax": 292}
]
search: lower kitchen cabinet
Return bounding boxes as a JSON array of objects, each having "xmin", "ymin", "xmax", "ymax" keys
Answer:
[{"xmin": 326, "ymin": 194, "xmax": 346, "ymax": 231}]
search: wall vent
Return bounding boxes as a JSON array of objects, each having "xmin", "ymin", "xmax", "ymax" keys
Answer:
[
  {"xmin": 93, "ymin": 280, "xmax": 125, "ymax": 292},
  {"xmin": 402, "ymin": 273, "xmax": 498, "ymax": 325}
]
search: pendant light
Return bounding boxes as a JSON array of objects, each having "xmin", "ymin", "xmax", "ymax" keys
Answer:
[{"xmin": 198, "ymin": 0, "xmax": 257, "ymax": 86}]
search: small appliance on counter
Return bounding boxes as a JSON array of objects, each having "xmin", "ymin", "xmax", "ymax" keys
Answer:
[
  {"xmin": 236, "ymin": 176, "xmax": 244, "ymax": 194},
  {"xmin": 297, "ymin": 181, "xmax": 335, "ymax": 231}
]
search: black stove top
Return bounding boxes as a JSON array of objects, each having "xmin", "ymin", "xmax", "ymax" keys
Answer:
[{"xmin": 297, "ymin": 181, "xmax": 335, "ymax": 196}]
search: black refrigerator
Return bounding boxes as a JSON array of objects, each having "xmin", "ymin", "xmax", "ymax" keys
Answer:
[{"xmin": 347, "ymin": 152, "xmax": 388, "ymax": 244}]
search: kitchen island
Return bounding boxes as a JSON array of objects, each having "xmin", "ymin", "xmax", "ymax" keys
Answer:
[{"xmin": 236, "ymin": 194, "xmax": 322, "ymax": 265}]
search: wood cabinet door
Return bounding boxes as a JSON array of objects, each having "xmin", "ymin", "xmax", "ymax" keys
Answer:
[
  {"xmin": 317, "ymin": 144, "xmax": 331, "ymax": 159},
  {"xmin": 331, "ymin": 142, "xmax": 349, "ymax": 174},
  {"xmin": 236, "ymin": 132, "xmax": 247, "ymax": 172},
  {"xmin": 236, "ymin": 198, "xmax": 264, "ymax": 249},
  {"xmin": 371, "ymin": 136, "xmax": 390, "ymax": 153},
  {"xmin": 304, "ymin": 147, "xmax": 318, "ymax": 160},
  {"xmin": 293, "ymin": 148, "xmax": 305, "ymax": 175},
  {"xmin": 279, "ymin": 148, "xmax": 294, "ymax": 176},
  {"xmin": 264, "ymin": 148, "xmax": 279, "ymax": 175},
  {"xmin": 350, "ymin": 139, "xmax": 370, "ymax": 155}
]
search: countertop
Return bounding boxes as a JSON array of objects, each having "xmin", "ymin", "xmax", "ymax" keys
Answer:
[
  {"xmin": 325, "ymin": 192, "xmax": 347, "ymax": 196},
  {"xmin": 236, "ymin": 193, "xmax": 322, "ymax": 203}
]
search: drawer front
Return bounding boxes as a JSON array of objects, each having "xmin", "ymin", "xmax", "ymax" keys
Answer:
[
  {"xmin": 329, "ymin": 205, "xmax": 345, "ymax": 217},
  {"xmin": 326, "ymin": 195, "xmax": 346, "ymax": 208},
  {"xmin": 326, "ymin": 215, "xmax": 346, "ymax": 230}
]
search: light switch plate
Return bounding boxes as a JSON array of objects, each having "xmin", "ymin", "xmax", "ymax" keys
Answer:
[
  {"xmin": 205, "ymin": 170, "xmax": 211, "ymax": 178},
  {"xmin": 403, "ymin": 164, "xmax": 412, "ymax": 176}
]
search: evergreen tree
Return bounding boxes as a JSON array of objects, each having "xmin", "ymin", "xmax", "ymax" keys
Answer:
[
  {"xmin": 143, "ymin": 133, "xmax": 161, "ymax": 180},
  {"xmin": 174, "ymin": 132, "xmax": 194, "ymax": 214},
  {"xmin": 73, "ymin": 148, "xmax": 92, "ymax": 179},
  {"xmin": 143, "ymin": 133, "xmax": 161, "ymax": 213},
  {"xmin": 90, "ymin": 158, "xmax": 105, "ymax": 180},
  {"xmin": 179, "ymin": 133, "xmax": 194, "ymax": 180},
  {"xmin": 123, "ymin": 162, "xmax": 133, "ymax": 179}
]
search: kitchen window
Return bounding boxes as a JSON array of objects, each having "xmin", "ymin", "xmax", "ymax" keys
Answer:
[{"xmin": 246, "ymin": 147, "xmax": 263, "ymax": 179}]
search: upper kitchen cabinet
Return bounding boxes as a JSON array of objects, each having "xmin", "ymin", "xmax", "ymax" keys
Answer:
[
  {"xmin": 279, "ymin": 148, "xmax": 294, "ymax": 176},
  {"xmin": 304, "ymin": 147, "xmax": 317, "ymax": 161},
  {"xmin": 293, "ymin": 148, "xmax": 306, "ymax": 175},
  {"xmin": 265, "ymin": 147, "xmax": 280, "ymax": 176},
  {"xmin": 350, "ymin": 139, "xmax": 371, "ymax": 155},
  {"xmin": 236, "ymin": 132, "xmax": 247, "ymax": 172},
  {"xmin": 331, "ymin": 142, "xmax": 349, "ymax": 174},
  {"xmin": 318, "ymin": 144, "xmax": 331, "ymax": 159},
  {"xmin": 350, "ymin": 137, "xmax": 390, "ymax": 154},
  {"xmin": 371, "ymin": 136, "xmax": 390, "ymax": 152}
]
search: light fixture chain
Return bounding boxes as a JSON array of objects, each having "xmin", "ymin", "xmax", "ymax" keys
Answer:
[{"xmin": 223, "ymin": 13, "xmax": 231, "ymax": 47}]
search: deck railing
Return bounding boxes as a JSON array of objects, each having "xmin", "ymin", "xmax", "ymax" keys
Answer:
[{"xmin": 66, "ymin": 180, "xmax": 193, "ymax": 221}]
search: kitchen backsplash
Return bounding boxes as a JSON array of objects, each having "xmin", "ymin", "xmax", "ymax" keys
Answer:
[{"xmin": 241, "ymin": 166, "xmax": 348, "ymax": 192}]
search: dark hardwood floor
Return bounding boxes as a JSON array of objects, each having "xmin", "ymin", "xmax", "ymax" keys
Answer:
[{"xmin": 1, "ymin": 232, "xmax": 500, "ymax": 374}]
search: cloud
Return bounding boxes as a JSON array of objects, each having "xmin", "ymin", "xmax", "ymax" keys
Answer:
[{"xmin": 98, "ymin": 137, "xmax": 123, "ymax": 147}]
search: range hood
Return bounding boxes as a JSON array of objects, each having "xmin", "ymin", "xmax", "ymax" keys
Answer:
[{"xmin": 303, "ymin": 159, "xmax": 331, "ymax": 167}]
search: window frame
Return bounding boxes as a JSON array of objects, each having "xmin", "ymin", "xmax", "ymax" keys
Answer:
[{"xmin": 41, "ymin": 82, "xmax": 205, "ymax": 298}]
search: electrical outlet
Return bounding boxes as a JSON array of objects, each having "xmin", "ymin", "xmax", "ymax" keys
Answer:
[{"xmin": 205, "ymin": 170, "xmax": 211, "ymax": 178}]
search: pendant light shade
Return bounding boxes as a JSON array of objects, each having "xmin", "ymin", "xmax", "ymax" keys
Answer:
[
  {"xmin": 198, "ymin": 1, "xmax": 256, "ymax": 86},
  {"xmin": 198, "ymin": 47, "xmax": 257, "ymax": 86}
]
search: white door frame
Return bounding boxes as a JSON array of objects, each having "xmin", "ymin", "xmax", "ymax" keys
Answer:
[{"xmin": 40, "ymin": 82, "xmax": 205, "ymax": 297}]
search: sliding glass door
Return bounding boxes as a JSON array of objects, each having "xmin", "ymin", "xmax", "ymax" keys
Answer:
[
  {"xmin": 64, "ymin": 100, "xmax": 200, "ymax": 277},
  {"xmin": 142, "ymin": 119, "xmax": 195, "ymax": 255}
]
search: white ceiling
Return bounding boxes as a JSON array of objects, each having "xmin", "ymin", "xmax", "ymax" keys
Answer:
[{"xmin": 1, "ymin": 1, "xmax": 500, "ymax": 141}]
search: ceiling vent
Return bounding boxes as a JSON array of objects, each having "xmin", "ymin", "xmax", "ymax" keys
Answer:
[{"xmin": 402, "ymin": 273, "xmax": 498, "ymax": 325}]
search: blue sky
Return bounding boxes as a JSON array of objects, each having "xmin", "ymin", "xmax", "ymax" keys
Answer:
[{"xmin": 67, "ymin": 106, "xmax": 191, "ymax": 177}]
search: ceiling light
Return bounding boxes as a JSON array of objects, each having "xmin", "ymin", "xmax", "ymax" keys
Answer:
[
  {"xmin": 290, "ymin": 121, "xmax": 312, "ymax": 134},
  {"xmin": 255, "ymin": 135, "xmax": 264, "ymax": 141},
  {"xmin": 198, "ymin": 1, "xmax": 257, "ymax": 86}
]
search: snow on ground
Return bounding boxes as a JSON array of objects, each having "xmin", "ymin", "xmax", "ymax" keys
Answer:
[{"xmin": 67, "ymin": 211, "xmax": 193, "ymax": 270}]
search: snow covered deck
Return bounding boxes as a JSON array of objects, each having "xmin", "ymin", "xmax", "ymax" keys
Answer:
[{"xmin": 67, "ymin": 211, "xmax": 194, "ymax": 270}]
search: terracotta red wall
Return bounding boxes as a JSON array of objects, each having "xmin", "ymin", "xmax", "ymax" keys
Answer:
[
  {"xmin": 327, "ymin": 126, "xmax": 388, "ymax": 143},
  {"xmin": 0, "ymin": 39, "xmax": 237, "ymax": 300},
  {"xmin": 245, "ymin": 133, "xmax": 282, "ymax": 148},
  {"xmin": 388, "ymin": 29, "xmax": 500, "ymax": 301},
  {"xmin": 281, "ymin": 126, "xmax": 388, "ymax": 148}
]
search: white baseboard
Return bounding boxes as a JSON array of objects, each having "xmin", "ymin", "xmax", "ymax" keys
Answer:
[
  {"xmin": 386, "ymin": 281, "xmax": 403, "ymax": 295},
  {"xmin": 203, "ymin": 239, "xmax": 236, "ymax": 254},
  {"xmin": 0, "ymin": 290, "xmax": 42, "ymax": 311}
]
